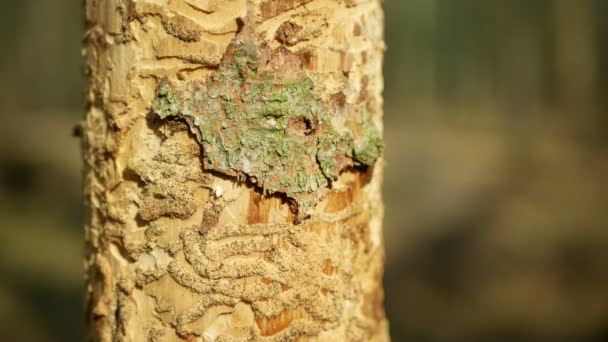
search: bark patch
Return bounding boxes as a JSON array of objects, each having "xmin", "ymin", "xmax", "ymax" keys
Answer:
[{"xmin": 152, "ymin": 41, "xmax": 382, "ymax": 215}]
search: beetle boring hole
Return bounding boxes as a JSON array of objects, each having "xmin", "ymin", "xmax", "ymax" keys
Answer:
[{"xmin": 287, "ymin": 116, "xmax": 316, "ymax": 136}]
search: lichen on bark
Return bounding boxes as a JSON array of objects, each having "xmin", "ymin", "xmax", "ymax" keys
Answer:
[{"xmin": 152, "ymin": 40, "xmax": 382, "ymax": 214}]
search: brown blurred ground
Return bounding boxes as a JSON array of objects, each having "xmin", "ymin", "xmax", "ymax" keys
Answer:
[{"xmin": 1, "ymin": 1, "xmax": 608, "ymax": 341}]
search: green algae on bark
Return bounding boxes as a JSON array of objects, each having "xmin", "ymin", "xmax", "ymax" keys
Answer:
[{"xmin": 152, "ymin": 43, "xmax": 382, "ymax": 214}]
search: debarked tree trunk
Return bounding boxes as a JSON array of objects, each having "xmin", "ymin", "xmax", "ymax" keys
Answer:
[{"xmin": 82, "ymin": 0, "xmax": 388, "ymax": 341}]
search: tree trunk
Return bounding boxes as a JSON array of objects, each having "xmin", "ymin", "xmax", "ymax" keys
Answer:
[{"xmin": 82, "ymin": 0, "xmax": 387, "ymax": 341}]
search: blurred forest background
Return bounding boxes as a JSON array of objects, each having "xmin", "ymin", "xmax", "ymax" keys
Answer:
[{"xmin": 1, "ymin": 1, "xmax": 608, "ymax": 341}]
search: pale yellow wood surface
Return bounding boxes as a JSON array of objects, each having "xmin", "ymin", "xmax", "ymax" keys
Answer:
[{"xmin": 83, "ymin": 1, "xmax": 387, "ymax": 340}]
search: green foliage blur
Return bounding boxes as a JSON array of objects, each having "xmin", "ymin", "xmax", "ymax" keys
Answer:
[{"xmin": 1, "ymin": 1, "xmax": 607, "ymax": 341}]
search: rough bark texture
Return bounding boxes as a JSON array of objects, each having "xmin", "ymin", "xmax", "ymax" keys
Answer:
[{"xmin": 82, "ymin": 0, "xmax": 387, "ymax": 341}]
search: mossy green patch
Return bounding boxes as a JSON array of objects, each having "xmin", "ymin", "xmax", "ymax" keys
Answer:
[{"xmin": 152, "ymin": 42, "xmax": 382, "ymax": 214}]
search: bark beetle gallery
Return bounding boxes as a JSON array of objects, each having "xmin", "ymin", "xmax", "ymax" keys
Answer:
[{"xmin": 82, "ymin": 0, "xmax": 387, "ymax": 341}]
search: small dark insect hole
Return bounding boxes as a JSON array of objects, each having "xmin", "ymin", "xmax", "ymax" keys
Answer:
[
  {"xmin": 303, "ymin": 117, "xmax": 314, "ymax": 135},
  {"xmin": 287, "ymin": 116, "xmax": 316, "ymax": 136}
]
